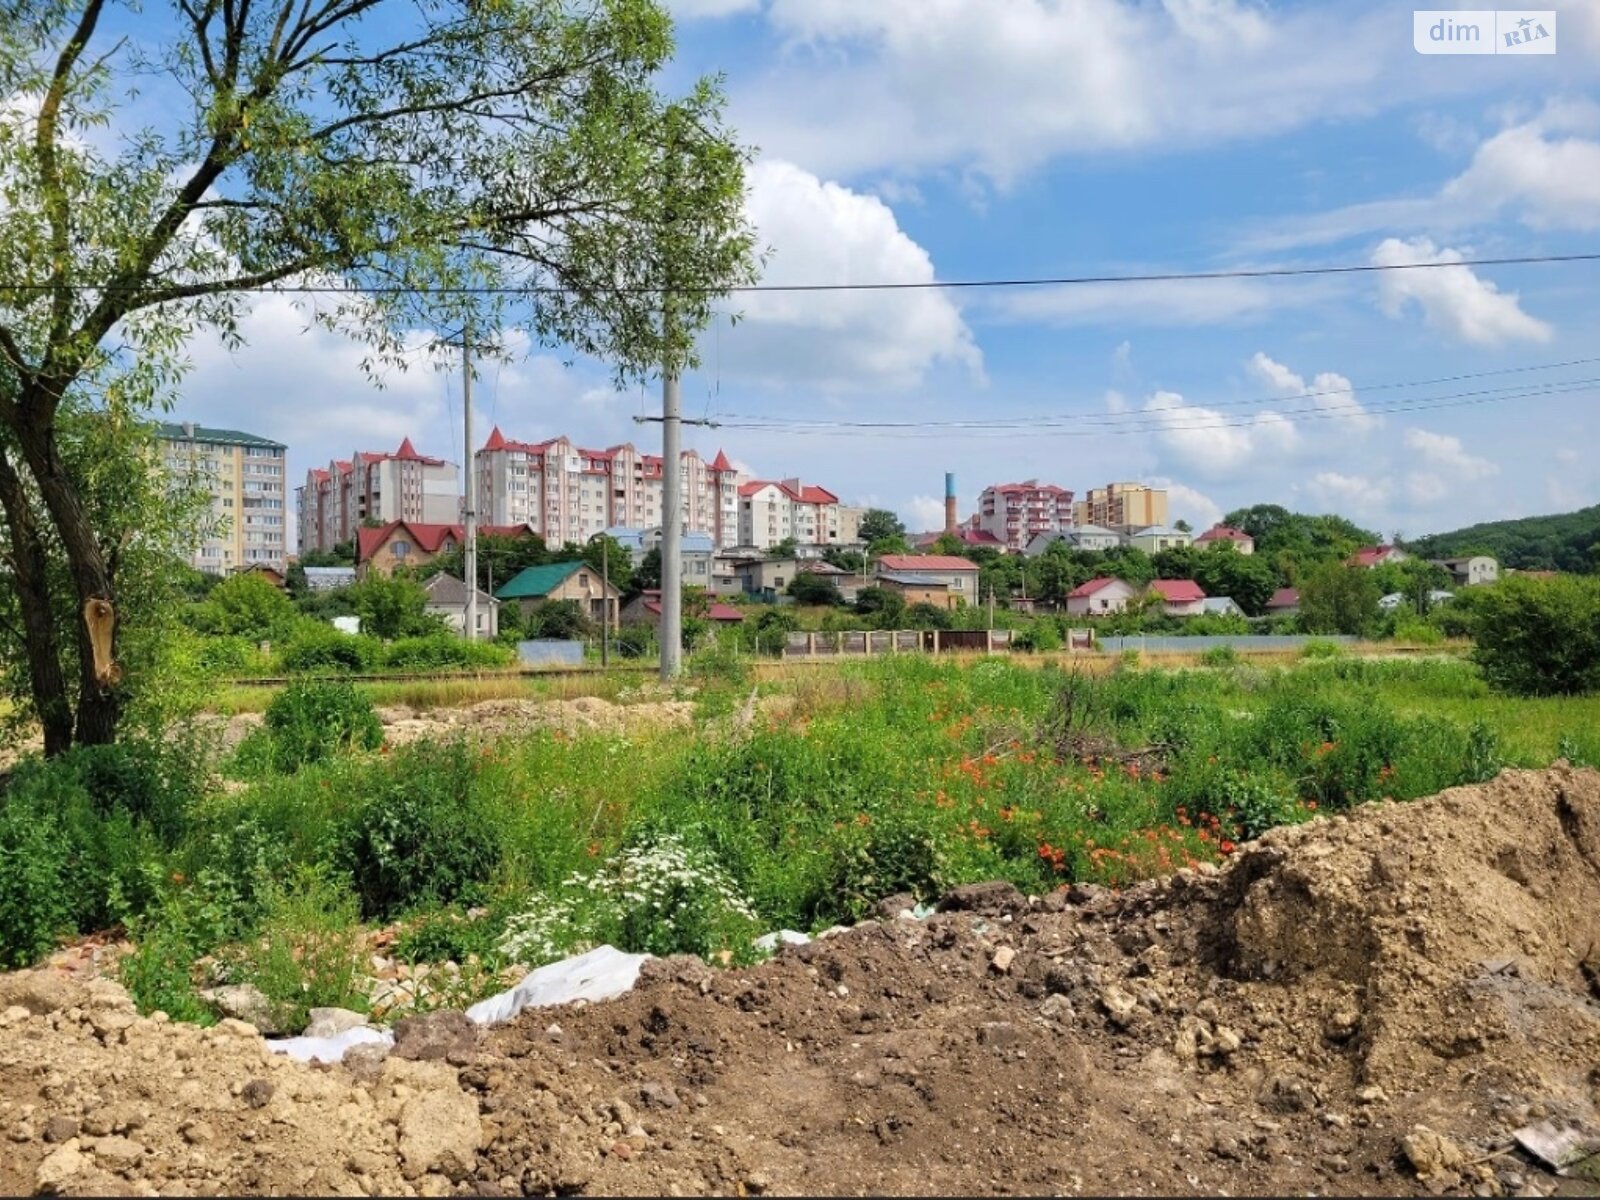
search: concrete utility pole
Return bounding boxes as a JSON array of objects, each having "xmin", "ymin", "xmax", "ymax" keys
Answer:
[
  {"xmin": 463, "ymin": 326, "xmax": 478, "ymax": 642},
  {"xmin": 660, "ymin": 346, "xmax": 683, "ymax": 679}
]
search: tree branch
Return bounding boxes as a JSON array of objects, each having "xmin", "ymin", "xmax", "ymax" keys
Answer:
[{"xmin": 37, "ymin": 0, "xmax": 109, "ymax": 360}]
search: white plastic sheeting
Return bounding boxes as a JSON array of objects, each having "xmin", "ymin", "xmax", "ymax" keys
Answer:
[
  {"xmin": 267, "ymin": 1024, "xmax": 394, "ymax": 1064},
  {"xmin": 264, "ymin": 944, "xmax": 650, "ymax": 1065},
  {"xmin": 752, "ymin": 930, "xmax": 811, "ymax": 952},
  {"xmin": 466, "ymin": 945, "xmax": 649, "ymax": 1026}
]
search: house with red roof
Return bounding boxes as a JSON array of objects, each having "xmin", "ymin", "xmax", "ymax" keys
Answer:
[
  {"xmin": 873, "ymin": 554, "xmax": 982, "ymax": 610},
  {"xmin": 1266, "ymin": 587, "xmax": 1301, "ymax": 616},
  {"xmin": 296, "ymin": 437, "xmax": 460, "ymax": 556},
  {"xmin": 356, "ymin": 519, "xmax": 540, "ymax": 578},
  {"xmin": 1348, "ymin": 545, "xmax": 1409, "ymax": 569},
  {"xmin": 1065, "ymin": 577, "xmax": 1139, "ymax": 617},
  {"xmin": 620, "ymin": 589, "xmax": 746, "ymax": 630},
  {"xmin": 1147, "ymin": 578, "xmax": 1208, "ymax": 617},
  {"xmin": 1194, "ymin": 525, "xmax": 1256, "ymax": 555}
]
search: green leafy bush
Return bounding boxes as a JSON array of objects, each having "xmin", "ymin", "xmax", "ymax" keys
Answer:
[
  {"xmin": 1200, "ymin": 644, "xmax": 1240, "ymax": 668},
  {"xmin": 383, "ymin": 634, "xmax": 514, "ymax": 672},
  {"xmin": 1299, "ymin": 638, "xmax": 1345, "ymax": 660},
  {"xmin": 1471, "ymin": 574, "xmax": 1600, "ymax": 696},
  {"xmin": 335, "ymin": 741, "xmax": 501, "ymax": 919},
  {"xmin": 263, "ymin": 680, "xmax": 383, "ymax": 773},
  {"xmin": 240, "ymin": 865, "xmax": 367, "ymax": 1032},
  {"xmin": 277, "ymin": 624, "xmax": 382, "ymax": 674},
  {"xmin": 0, "ymin": 799, "xmax": 78, "ymax": 967}
]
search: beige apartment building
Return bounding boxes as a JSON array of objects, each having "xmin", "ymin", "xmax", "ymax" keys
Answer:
[
  {"xmin": 475, "ymin": 429, "xmax": 747, "ymax": 548},
  {"xmin": 158, "ymin": 422, "xmax": 288, "ymax": 572},
  {"xmin": 296, "ymin": 438, "xmax": 460, "ymax": 555},
  {"xmin": 1073, "ymin": 482, "xmax": 1169, "ymax": 530}
]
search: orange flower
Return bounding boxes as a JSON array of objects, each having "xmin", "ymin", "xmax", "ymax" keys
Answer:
[{"xmin": 1219, "ymin": 839, "xmax": 1236, "ymax": 855}]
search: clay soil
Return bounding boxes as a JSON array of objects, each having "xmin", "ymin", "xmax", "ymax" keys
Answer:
[{"xmin": 4, "ymin": 766, "xmax": 1600, "ymax": 1197}]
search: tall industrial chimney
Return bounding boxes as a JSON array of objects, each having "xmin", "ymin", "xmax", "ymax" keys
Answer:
[{"xmin": 944, "ymin": 472, "xmax": 958, "ymax": 535}]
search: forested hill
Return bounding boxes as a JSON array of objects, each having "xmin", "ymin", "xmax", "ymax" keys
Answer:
[{"xmin": 1407, "ymin": 504, "xmax": 1600, "ymax": 573}]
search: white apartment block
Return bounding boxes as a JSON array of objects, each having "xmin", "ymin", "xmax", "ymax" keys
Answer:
[
  {"xmin": 475, "ymin": 429, "xmax": 746, "ymax": 549},
  {"xmin": 158, "ymin": 422, "xmax": 288, "ymax": 572},
  {"xmin": 737, "ymin": 478, "xmax": 846, "ymax": 550},
  {"xmin": 978, "ymin": 480, "xmax": 1076, "ymax": 551},
  {"xmin": 297, "ymin": 438, "xmax": 460, "ymax": 555}
]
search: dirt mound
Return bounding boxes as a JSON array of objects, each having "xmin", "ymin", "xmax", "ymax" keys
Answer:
[
  {"xmin": 3, "ymin": 767, "xmax": 1599, "ymax": 1197},
  {"xmin": 379, "ymin": 697, "xmax": 695, "ymax": 746}
]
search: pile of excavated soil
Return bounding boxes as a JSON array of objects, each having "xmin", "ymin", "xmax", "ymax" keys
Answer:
[{"xmin": 4, "ymin": 766, "xmax": 1600, "ymax": 1197}]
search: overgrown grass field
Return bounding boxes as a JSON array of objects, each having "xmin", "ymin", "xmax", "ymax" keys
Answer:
[{"xmin": 1, "ymin": 653, "xmax": 1595, "ymax": 1030}]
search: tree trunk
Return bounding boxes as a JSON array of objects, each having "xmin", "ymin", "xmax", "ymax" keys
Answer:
[
  {"xmin": 0, "ymin": 445, "xmax": 75, "ymax": 755},
  {"xmin": 12, "ymin": 396, "xmax": 123, "ymax": 747}
]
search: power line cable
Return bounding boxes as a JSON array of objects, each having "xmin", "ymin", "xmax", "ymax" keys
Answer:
[
  {"xmin": 714, "ymin": 355, "xmax": 1600, "ymax": 429},
  {"xmin": 8, "ymin": 251, "xmax": 1598, "ymax": 297},
  {"xmin": 713, "ymin": 377, "xmax": 1600, "ymax": 440}
]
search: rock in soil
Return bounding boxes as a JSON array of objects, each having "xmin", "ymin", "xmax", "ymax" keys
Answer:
[{"xmin": 2, "ymin": 767, "xmax": 1600, "ymax": 1197}]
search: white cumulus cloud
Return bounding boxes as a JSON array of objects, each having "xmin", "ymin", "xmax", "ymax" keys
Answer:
[
  {"xmin": 1309, "ymin": 471, "xmax": 1390, "ymax": 515},
  {"xmin": 722, "ymin": 159, "xmax": 982, "ymax": 390},
  {"xmin": 906, "ymin": 494, "xmax": 948, "ymax": 533},
  {"xmin": 1401, "ymin": 427, "xmax": 1498, "ymax": 506},
  {"xmin": 1143, "ymin": 389, "xmax": 1297, "ymax": 478},
  {"xmin": 1248, "ymin": 352, "xmax": 1378, "ymax": 435},
  {"xmin": 1372, "ymin": 237, "xmax": 1552, "ymax": 346}
]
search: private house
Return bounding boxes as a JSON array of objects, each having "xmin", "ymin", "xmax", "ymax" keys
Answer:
[
  {"xmin": 1432, "ymin": 556, "xmax": 1499, "ymax": 587},
  {"xmin": 1266, "ymin": 587, "xmax": 1300, "ymax": 616},
  {"xmin": 620, "ymin": 589, "xmax": 746, "ymax": 629},
  {"xmin": 874, "ymin": 572, "xmax": 954, "ymax": 609},
  {"xmin": 1128, "ymin": 525, "xmax": 1194, "ymax": 554},
  {"xmin": 355, "ymin": 519, "xmax": 537, "ymax": 578},
  {"xmin": 1065, "ymin": 577, "xmax": 1139, "ymax": 617},
  {"xmin": 604, "ymin": 527, "xmax": 715, "ymax": 588},
  {"xmin": 1023, "ymin": 524, "xmax": 1123, "ymax": 556},
  {"xmin": 230, "ymin": 562, "xmax": 287, "ymax": 589},
  {"xmin": 874, "ymin": 555, "xmax": 980, "ymax": 606},
  {"xmin": 913, "ymin": 526, "xmax": 1007, "ymax": 552},
  {"xmin": 1194, "ymin": 525, "xmax": 1255, "ymax": 555},
  {"xmin": 1349, "ymin": 545, "xmax": 1408, "ymax": 568},
  {"xmin": 422, "ymin": 572, "xmax": 500, "ymax": 639},
  {"xmin": 495, "ymin": 561, "xmax": 621, "ymax": 627},
  {"xmin": 1201, "ymin": 597, "xmax": 1244, "ymax": 617},
  {"xmin": 1380, "ymin": 590, "xmax": 1455, "ymax": 612},
  {"xmin": 1148, "ymin": 578, "xmax": 1207, "ymax": 617}
]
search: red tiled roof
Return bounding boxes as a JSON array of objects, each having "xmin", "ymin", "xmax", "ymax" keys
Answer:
[
  {"xmin": 1149, "ymin": 579, "xmax": 1206, "ymax": 603},
  {"xmin": 483, "ymin": 426, "xmax": 507, "ymax": 451},
  {"xmin": 1267, "ymin": 587, "xmax": 1300, "ymax": 608},
  {"xmin": 1349, "ymin": 545, "xmax": 1398, "ymax": 567},
  {"xmin": 1196, "ymin": 525, "xmax": 1252, "ymax": 543},
  {"xmin": 333, "ymin": 460, "xmax": 352, "ymax": 472},
  {"xmin": 639, "ymin": 591, "xmax": 743, "ymax": 622},
  {"xmin": 356, "ymin": 520, "xmax": 537, "ymax": 563},
  {"xmin": 877, "ymin": 555, "xmax": 978, "ymax": 572},
  {"xmin": 738, "ymin": 479, "xmax": 838, "ymax": 505},
  {"xmin": 986, "ymin": 482, "xmax": 1070, "ymax": 496},
  {"xmin": 710, "ymin": 450, "xmax": 733, "ymax": 472},
  {"xmin": 1068, "ymin": 577, "xmax": 1123, "ymax": 599},
  {"xmin": 310, "ymin": 468, "xmax": 330, "ymax": 482}
]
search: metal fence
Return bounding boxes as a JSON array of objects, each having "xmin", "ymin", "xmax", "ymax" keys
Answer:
[{"xmin": 1091, "ymin": 634, "xmax": 1358, "ymax": 653}]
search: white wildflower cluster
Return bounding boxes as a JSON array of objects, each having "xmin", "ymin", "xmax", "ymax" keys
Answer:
[{"xmin": 497, "ymin": 833, "xmax": 758, "ymax": 967}]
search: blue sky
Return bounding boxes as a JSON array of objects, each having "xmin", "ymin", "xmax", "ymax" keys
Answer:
[{"xmin": 174, "ymin": 0, "xmax": 1600, "ymax": 540}]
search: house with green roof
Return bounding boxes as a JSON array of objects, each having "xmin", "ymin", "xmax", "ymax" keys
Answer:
[{"xmin": 495, "ymin": 560, "xmax": 620, "ymax": 626}]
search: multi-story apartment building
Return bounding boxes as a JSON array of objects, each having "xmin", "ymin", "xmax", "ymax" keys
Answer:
[
  {"xmin": 296, "ymin": 438, "xmax": 459, "ymax": 555},
  {"xmin": 1073, "ymin": 482, "xmax": 1169, "ymax": 530},
  {"xmin": 977, "ymin": 480, "xmax": 1075, "ymax": 551},
  {"xmin": 737, "ymin": 478, "xmax": 846, "ymax": 550},
  {"xmin": 158, "ymin": 422, "xmax": 288, "ymax": 572},
  {"xmin": 475, "ymin": 428, "xmax": 746, "ymax": 548}
]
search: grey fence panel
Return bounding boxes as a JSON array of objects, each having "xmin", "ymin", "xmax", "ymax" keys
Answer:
[
  {"xmin": 516, "ymin": 639, "xmax": 587, "ymax": 667},
  {"xmin": 1094, "ymin": 635, "xmax": 1358, "ymax": 653}
]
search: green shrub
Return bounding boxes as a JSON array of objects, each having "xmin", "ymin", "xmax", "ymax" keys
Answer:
[
  {"xmin": 277, "ymin": 624, "xmax": 382, "ymax": 674},
  {"xmin": 0, "ymin": 799, "xmax": 78, "ymax": 967},
  {"xmin": 1299, "ymin": 638, "xmax": 1345, "ymax": 660},
  {"xmin": 1392, "ymin": 617, "xmax": 1444, "ymax": 646},
  {"xmin": 614, "ymin": 623, "xmax": 656, "ymax": 659},
  {"xmin": 263, "ymin": 680, "xmax": 383, "ymax": 773},
  {"xmin": 335, "ymin": 741, "xmax": 501, "ymax": 920},
  {"xmin": 240, "ymin": 865, "xmax": 367, "ymax": 1033},
  {"xmin": 383, "ymin": 634, "xmax": 513, "ymax": 672},
  {"xmin": 1200, "ymin": 644, "xmax": 1240, "ymax": 668},
  {"xmin": 1471, "ymin": 575, "xmax": 1600, "ymax": 697},
  {"xmin": 394, "ymin": 906, "xmax": 507, "ymax": 966}
]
